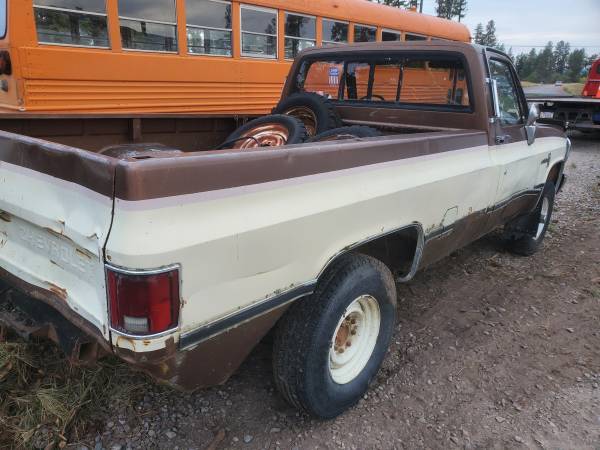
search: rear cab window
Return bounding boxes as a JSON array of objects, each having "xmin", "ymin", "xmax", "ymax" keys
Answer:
[{"xmin": 297, "ymin": 52, "xmax": 471, "ymax": 111}]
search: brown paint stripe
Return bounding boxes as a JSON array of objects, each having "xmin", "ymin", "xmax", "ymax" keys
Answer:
[{"xmin": 115, "ymin": 130, "xmax": 488, "ymax": 201}]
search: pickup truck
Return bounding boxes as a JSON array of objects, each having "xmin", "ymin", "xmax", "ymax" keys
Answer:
[{"xmin": 0, "ymin": 41, "xmax": 569, "ymax": 419}]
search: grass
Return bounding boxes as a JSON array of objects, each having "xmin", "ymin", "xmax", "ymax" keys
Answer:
[
  {"xmin": 520, "ymin": 81, "xmax": 538, "ymax": 88},
  {"xmin": 563, "ymin": 83, "xmax": 584, "ymax": 96},
  {"xmin": 0, "ymin": 336, "xmax": 145, "ymax": 449}
]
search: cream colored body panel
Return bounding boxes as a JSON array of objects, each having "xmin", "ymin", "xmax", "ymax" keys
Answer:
[
  {"xmin": 0, "ymin": 161, "xmax": 112, "ymax": 337},
  {"xmin": 107, "ymin": 144, "xmax": 498, "ymax": 346}
]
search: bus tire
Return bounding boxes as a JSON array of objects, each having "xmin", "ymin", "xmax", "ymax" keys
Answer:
[
  {"xmin": 272, "ymin": 253, "xmax": 397, "ymax": 419},
  {"xmin": 307, "ymin": 126, "xmax": 382, "ymax": 143},
  {"xmin": 273, "ymin": 92, "xmax": 342, "ymax": 137},
  {"xmin": 221, "ymin": 115, "xmax": 308, "ymax": 149}
]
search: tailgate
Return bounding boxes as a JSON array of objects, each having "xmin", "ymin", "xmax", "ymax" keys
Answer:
[{"xmin": 0, "ymin": 131, "xmax": 115, "ymax": 338}]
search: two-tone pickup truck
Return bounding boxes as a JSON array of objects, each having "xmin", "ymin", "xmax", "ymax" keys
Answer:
[{"xmin": 0, "ymin": 42, "xmax": 569, "ymax": 419}]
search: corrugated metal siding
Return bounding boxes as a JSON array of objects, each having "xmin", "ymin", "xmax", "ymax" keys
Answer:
[{"xmin": 23, "ymin": 80, "xmax": 283, "ymax": 113}]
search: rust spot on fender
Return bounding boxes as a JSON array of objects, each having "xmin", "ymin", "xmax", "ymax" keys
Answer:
[
  {"xmin": 116, "ymin": 335, "xmax": 137, "ymax": 352},
  {"xmin": 45, "ymin": 282, "xmax": 67, "ymax": 301},
  {"xmin": 76, "ymin": 247, "xmax": 95, "ymax": 260},
  {"xmin": 0, "ymin": 211, "xmax": 11, "ymax": 222}
]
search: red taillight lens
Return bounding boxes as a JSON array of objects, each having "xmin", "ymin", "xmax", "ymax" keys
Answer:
[
  {"xmin": 0, "ymin": 51, "xmax": 11, "ymax": 76},
  {"xmin": 107, "ymin": 266, "xmax": 180, "ymax": 336}
]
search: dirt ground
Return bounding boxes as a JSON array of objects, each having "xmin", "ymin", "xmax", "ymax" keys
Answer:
[{"xmin": 6, "ymin": 135, "xmax": 600, "ymax": 450}]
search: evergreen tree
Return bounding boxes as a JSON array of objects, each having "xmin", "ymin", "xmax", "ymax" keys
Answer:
[
  {"xmin": 567, "ymin": 49, "xmax": 587, "ymax": 82},
  {"xmin": 452, "ymin": 0, "xmax": 468, "ymax": 22},
  {"xmin": 435, "ymin": 0, "xmax": 452, "ymax": 19},
  {"xmin": 483, "ymin": 20, "xmax": 498, "ymax": 48},
  {"xmin": 553, "ymin": 41, "xmax": 570, "ymax": 75},
  {"xmin": 473, "ymin": 23, "xmax": 485, "ymax": 45}
]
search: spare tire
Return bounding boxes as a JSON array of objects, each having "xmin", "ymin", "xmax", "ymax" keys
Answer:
[
  {"xmin": 307, "ymin": 126, "xmax": 382, "ymax": 143},
  {"xmin": 220, "ymin": 114, "xmax": 307, "ymax": 150},
  {"xmin": 273, "ymin": 92, "xmax": 342, "ymax": 137}
]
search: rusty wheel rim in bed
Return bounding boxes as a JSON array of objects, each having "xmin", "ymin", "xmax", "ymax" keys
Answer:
[
  {"xmin": 232, "ymin": 124, "xmax": 291, "ymax": 149},
  {"xmin": 284, "ymin": 106, "xmax": 318, "ymax": 136}
]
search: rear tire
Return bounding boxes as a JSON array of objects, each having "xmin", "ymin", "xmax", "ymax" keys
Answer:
[
  {"xmin": 220, "ymin": 115, "xmax": 307, "ymax": 149},
  {"xmin": 272, "ymin": 253, "xmax": 396, "ymax": 419},
  {"xmin": 504, "ymin": 181, "xmax": 555, "ymax": 256},
  {"xmin": 307, "ymin": 125, "xmax": 382, "ymax": 143},
  {"xmin": 273, "ymin": 93, "xmax": 342, "ymax": 137}
]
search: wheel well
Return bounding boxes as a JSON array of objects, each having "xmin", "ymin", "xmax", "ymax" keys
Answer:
[
  {"xmin": 547, "ymin": 162, "xmax": 562, "ymax": 186},
  {"xmin": 320, "ymin": 224, "xmax": 424, "ymax": 283}
]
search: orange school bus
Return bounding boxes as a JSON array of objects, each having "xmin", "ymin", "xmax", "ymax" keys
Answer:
[{"xmin": 0, "ymin": 0, "xmax": 470, "ymax": 115}]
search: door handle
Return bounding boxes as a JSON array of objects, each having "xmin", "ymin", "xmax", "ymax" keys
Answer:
[{"xmin": 495, "ymin": 134, "xmax": 510, "ymax": 144}]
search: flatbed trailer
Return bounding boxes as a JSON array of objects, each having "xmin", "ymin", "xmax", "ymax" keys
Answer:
[{"xmin": 527, "ymin": 96, "xmax": 600, "ymax": 133}]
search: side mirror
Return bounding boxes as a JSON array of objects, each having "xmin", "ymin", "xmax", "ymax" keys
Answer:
[{"xmin": 525, "ymin": 103, "xmax": 539, "ymax": 145}]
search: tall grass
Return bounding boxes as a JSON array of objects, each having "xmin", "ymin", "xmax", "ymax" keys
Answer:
[{"xmin": 0, "ymin": 337, "xmax": 145, "ymax": 449}]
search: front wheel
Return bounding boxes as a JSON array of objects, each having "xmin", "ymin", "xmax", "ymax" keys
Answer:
[
  {"xmin": 272, "ymin": 254, "xmax": 396, "ymax": 419},
  {"xmin": 504, "ymin": 181, "xmax": 555, "ymax": 256}
]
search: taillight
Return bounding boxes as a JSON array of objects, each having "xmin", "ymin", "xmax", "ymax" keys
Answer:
[
  {"xmin": 107, "ymin": 266, "xmax": 180, "ymax": 336},
  {"xmin": 0, "ymin": 51, "xmax": 11, "ymax": 76}
]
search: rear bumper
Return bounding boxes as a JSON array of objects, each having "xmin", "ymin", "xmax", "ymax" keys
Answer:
[
  {"xmin": 0, "ymin": 268, "xmax": 111, "ymax": 363},
  {"xmin": 0, "ymin": 268, "xmax": 285, "ymax": 391}
]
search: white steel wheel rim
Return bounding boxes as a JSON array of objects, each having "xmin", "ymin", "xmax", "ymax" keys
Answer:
[
  {"xmin": 535, "ymin": 197, "xmax": 550, "ymax": 240},
  {"xmin": 329, "ymin": 295, "xmax": 381, "ymax": 385}
]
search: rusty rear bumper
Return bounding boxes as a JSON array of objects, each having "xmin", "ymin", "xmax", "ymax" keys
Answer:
[{"xmin": 0, "ymin": 268, "xmax": 288, "ymax": 390}]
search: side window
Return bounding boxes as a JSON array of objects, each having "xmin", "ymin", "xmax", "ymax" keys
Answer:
[
  {"xmin": 119, "ymin": 0, "xmax": 177, "ymax": 52},
  {"xmin": 240, "ymin": 5, "xmax": 277, "ymax": 58},
  {"xmin": 405, "ymin": 33, "xmax": 427, "ymax": 41},
  {"xmin": 382, "ymin": 30, "xmax": 401, "ymax": 42},
  {"xmin": 33, "ymin": 0, "xmax": 109, "ymax": 47},
  {"xmin": 186, "ymin": 0, "xmax": 232, "ymax": 56},
  {"xmin": 489, "ymin": 59, "xmax": 524, "ymax": 126},
  {"xmin": 322, "ymin": 19, "xmax": 348, "ymax": 46},
  {"xmin": 354, "ymin": 24, "xmax": 376, "ymax": 43},
  {"xmin": 284, "ymin": 13, "xmax": 316, "ymax": 60}
]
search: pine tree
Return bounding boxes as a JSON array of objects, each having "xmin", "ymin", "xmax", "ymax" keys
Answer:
[
  {"xmin": 435, "ymin": 0, "xmax": 452, "ymax": 19},
  {"xmin": 452, "ymin": 0, "xmax": 468, "ymax": 22},
  {"xmin": 473, "ymin": 23, "xmax": 485, "ymax": 45},
  {"xmin": 567, "ymin": 49, "xmax": 587, "ymax": 82},
  {"xmin": 553, "ymin": 41, "xmax": 570, "ymax": 75},
  {"xmin": 483, "ymin": 20, "xmax": 498, "ymax": 48}
]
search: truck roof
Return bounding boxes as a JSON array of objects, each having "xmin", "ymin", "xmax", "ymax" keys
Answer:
[{"xmin": 298, "ymin": 40, "xmax": 485, "ymax": 58}]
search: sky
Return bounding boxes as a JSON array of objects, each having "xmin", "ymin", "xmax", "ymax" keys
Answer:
[{"xmin": 420, "ymin": 0, "xmax": 600, "ymax": 56}]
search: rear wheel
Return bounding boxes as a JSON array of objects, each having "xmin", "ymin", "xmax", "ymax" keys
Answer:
[
  {"xmin": 272, "ymin": 254, "xmax": 396, "ymax": 419},
  {"xmin": 307, "ymin": 125, "xmax": 382, "ymax": 143},
  {"xmin": 220, "ymin": 115, "xmax": 307, "ymax": 149},
  {"xmin": 504, "ymin": 181, "xmax": 556, "ymax": 256}
]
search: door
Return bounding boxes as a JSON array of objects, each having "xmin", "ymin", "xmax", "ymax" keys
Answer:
[{"xmin": 488, "ymin": 56, "xmax": 546, "ymax": 220}]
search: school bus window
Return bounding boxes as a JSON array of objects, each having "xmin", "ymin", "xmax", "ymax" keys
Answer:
[
  {"xmin": 284, "ymin": 13, "xmax": 315, "ymax": 59},
  {"xmin": 322, "ymin": 19, "xmax": 348, "ymax": 45},
  {"xmin": 382, "ymin": 29, "xmax": 401, "ymax": 41},
  {"xmin": 405, "ymin": 33, "xmax": 427, "ymax": 41},
  {"xmin": 33, "ymin": 0, "xmax": 109, "ymax": 48},
  {"xmin": 240, "ymin": 5, "xmax": 277, "ymax": 58},
  {"xmin": 354, "ymin": 24, "xmax": 376, "ymax": 43},
  {"xmin": 186, "ymin": 0, "xmax": 232, "ymax": 56},
  {"xmin": 119, "ymin": 0, "xmax": 177, "ymax": 52}
]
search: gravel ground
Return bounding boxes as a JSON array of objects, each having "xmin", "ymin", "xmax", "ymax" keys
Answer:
[{"xmin": 80, "ymin": 134, "xmax": 600, "ymax": 450}]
